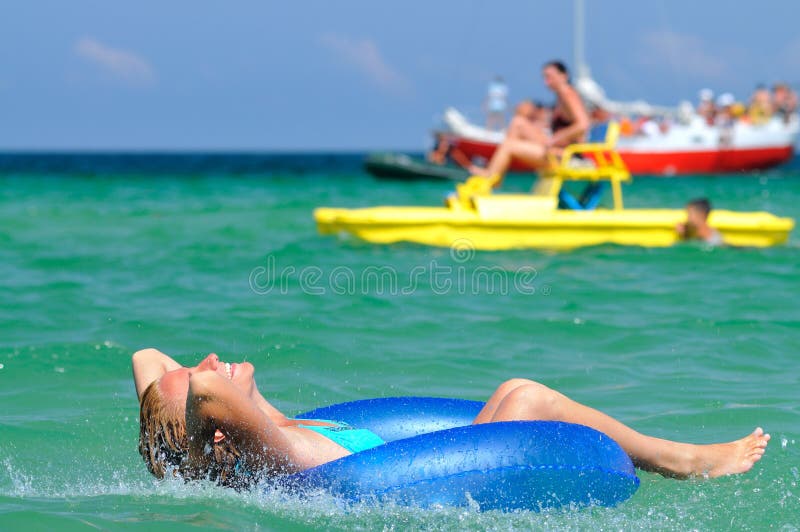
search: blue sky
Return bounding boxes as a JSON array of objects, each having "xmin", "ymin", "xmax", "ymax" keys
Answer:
[{"xmin": 1, "ymin": 1, "xmax": 799, "ymax": 151}]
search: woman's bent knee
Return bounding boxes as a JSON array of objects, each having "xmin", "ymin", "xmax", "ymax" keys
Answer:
[
  {"xmin": 496, "ymin": 378, "xmax": 536, "ymax": 394},
  {"xmin": 506, "ymin": 383, "xmax": 561, "ymax": 419}
]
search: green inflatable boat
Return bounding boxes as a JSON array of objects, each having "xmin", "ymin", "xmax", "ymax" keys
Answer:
[{"xmin": 364, "ymin": 153, "xmax": 469, "ymax": 181}]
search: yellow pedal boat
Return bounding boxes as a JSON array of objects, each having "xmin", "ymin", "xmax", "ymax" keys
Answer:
[{"xmin": 315, "ymin": 123, "xmax": 794, "ymax": 250}]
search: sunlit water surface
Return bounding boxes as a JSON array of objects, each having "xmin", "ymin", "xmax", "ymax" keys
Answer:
[{"xmin": 1, "ymin": 154, "xmax": 798, "ymax": 529}]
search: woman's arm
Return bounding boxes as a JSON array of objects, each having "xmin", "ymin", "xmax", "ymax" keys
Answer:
[
  {"xmin": 132, "ymin": 348, "xmax": 182, "ymax": 401},
  {"xmin": 184, "ymin": 371, "xmax": 301, "ymax": 475}
]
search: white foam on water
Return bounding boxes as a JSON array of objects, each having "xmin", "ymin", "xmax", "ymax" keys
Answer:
[{"xmin": 2, "ymin": 454, "xmax": 798, "ymax": 530}]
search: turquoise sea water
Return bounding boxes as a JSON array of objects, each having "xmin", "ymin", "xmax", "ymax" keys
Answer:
[{"xmin": 1, "ymin": 154, "xmax": 799, "ymax": 530}]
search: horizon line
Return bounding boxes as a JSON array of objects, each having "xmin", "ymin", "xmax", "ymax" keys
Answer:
[{"xmin": 0, "ymin": 147, "xmax": 426, "ymax": 155}]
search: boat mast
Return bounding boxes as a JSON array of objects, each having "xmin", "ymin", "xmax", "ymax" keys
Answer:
[
  {"xmin": 571, "ymin": 0, "xmax": 674, "ymax": 116},
  {"xmin": 574, "ymin": 0, "xmax": 589, "ymax": 80}
]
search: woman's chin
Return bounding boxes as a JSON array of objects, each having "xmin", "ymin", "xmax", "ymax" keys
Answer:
[{"xmin": 231, "ymin": 362, "xmax": 256, "ymax": 388}]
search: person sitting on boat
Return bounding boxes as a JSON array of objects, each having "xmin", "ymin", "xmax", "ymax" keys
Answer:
[
  {"xmin": 589, "ymin": 104, "xmax": 612, "ymax": 124},
  {"xmin": 697, "ymin": 88, "xmax": 716, "ymax": 125},
  {"xmin": 505, "ymin": 99, "xmax": 550, "ymax": 146},
  {"xmin": 134, "ymin": 348, "xmax": 769, "ymax": 488},
  {"xmin": 676, "ymin": 198, "xmax": 724, "ymax": 245},
  {"xmin": 515, "ymin": 99, "xmax": 551, "ymax": 128},
  {"xmin": 472, "ymin": 60, "xmax": 590, "ymax": 187},
  {"xmin": 715, "ymin": 93, "xmax": 736, "ymax": 127},
  {"xmin": 638, "ymin": 116, "xmax": 661, "ymax": 137},
  {"xmin": 427, "ymin": 133, "xmax": 473, "ymax": 169},
  {"xmin": 772, "ymin": 83, "xmax": 798, "ymax": 123},
  {"xmin": 748, "ymin": 84, "xmax": 773, "ymax": 125}
]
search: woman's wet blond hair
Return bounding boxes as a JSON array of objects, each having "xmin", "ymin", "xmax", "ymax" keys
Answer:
[{"xmin": 138, "ymin": 379, "xmax": 249, "ymax": 488}]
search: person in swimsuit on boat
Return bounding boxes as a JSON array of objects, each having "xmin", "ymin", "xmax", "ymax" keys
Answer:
[
  {"xmin": 134, "ymin": 348, "xmax": 769, "ymax": 488},
  {"xmin": 472, "ymin": 60, "xmax": 590, "ymax": 188},
  {"xmin": 427, "ymin": 133, "xmax": 474, "ymax": 169}
]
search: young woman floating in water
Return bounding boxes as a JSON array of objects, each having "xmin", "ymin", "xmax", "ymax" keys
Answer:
[{"xmin": 134, "ymin": 348, "xmax": 769, "ymax": 488}]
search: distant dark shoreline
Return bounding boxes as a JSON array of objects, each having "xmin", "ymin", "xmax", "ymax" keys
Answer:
[
  {"xmin": 0, "ymin": 151, "xmax": 426, "ymax": 175},
  {"xmin": 0, "ymin": 149, "xmax": 384, "ymax": 155},
  {"xmin": 0, "ymin": 151, "xmax": 796, "ymax": 175}
]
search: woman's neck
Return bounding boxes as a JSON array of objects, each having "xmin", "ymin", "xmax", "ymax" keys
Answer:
[{"xmin": 253, "ymin": 391, "xmax": 290, "ymax": 424}]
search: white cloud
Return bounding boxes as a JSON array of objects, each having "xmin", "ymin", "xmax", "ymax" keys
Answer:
[
  {"xmin": 319, "ymin": 33, "xmax": 411, "ymax": 95},
  {"xmin": 74, "ymin": 37, "xmax": 156, "ymax": 86},
  {"xmin": 636, "ymin": 30, "xmax": 726, "ymax": 79}
]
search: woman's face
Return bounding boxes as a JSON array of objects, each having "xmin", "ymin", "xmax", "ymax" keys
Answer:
[
  {"xmin": 158, "ymin": 353, "xmax": 256, "ymax": 409},
  {"xmin": 542, "ymin": 65, "xmax": 566, "ymax": 91}
]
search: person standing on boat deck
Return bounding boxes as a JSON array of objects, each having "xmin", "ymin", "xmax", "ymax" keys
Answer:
[
  {"xmin": 474, "ymin": 61, "xmax": 589, "ymax": 188},
  {"xmin": 676, "ymin": 198, "xmax": 724, "ymax": 245},
  {"xmin": 484, "ymin": 76, "xmax": 509, "ymax": 132}
]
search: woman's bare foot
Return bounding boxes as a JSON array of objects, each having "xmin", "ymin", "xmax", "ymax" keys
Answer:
[{"xmin": 691, "ymin": 427, "xmax": 770, "ymax": 478}]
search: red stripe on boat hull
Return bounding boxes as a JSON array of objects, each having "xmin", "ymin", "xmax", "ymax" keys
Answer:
[
  {"xmin": 617, "ymin": 146, "xmax": 794, "ymax": 175},
  {"xmin": 452, "ymin": 137, "xmax": 794, "ymax": 175}
]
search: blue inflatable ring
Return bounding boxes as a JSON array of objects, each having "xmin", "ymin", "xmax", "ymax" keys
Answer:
[{"xmin": 284, "ymin": 397, "xmax": 639, "ymax": 511}]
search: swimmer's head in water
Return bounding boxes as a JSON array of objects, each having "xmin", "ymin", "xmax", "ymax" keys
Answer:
[
  {"xmin": 137, "ymin": 354, "xmax": 254, "ymax": 487},
  {"xmin": 685, "ymin": 197, "xmax": 713, "ymax": 234},
  {"xmin": 687, "ymin": 198, "xmax": 712, "ymax": 219}
]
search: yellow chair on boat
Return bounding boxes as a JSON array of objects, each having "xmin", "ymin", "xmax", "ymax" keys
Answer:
[
  {"xmin": 538, "ymin": 121, "xmax": 631, "ymax": 210},
  {"xmin": 452, "ymin": 122, "xmax": 630, "ymax": 210}
]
